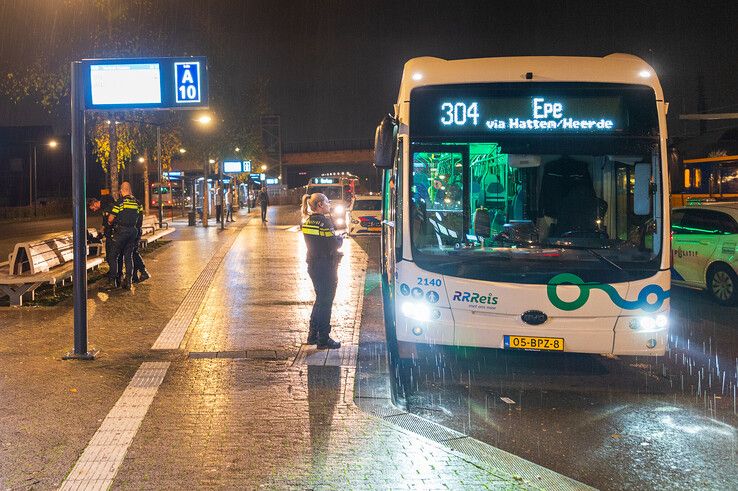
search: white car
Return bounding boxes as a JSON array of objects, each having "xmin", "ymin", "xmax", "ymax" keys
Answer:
[
  {"xmin": 672, "ymin": 203, "xmax": 738, "ymax": 304},
  {"xmin": 348, "ymin": 195, "xmax": 382, "ymax": 236}
]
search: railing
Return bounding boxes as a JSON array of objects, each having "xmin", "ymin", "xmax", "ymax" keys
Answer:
[
  {"xmin": 283, "ymin": 139, "xmax": 373, "ymax": 154},
  {"xmin": 0, "ymin": 199, "xmax": 73, "ymax": 222},
  {"xmin": 265, "ymin": 187, "xmax": 306, "ymax": 206}
]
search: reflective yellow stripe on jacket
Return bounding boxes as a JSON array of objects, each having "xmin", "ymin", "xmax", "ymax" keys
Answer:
[{"xmin": 301, "ymin": 223, "xmax": 335, "ymax": 237}]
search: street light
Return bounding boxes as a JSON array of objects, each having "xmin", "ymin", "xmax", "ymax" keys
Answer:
[
  {"xmin": 261, "ymin": 164, "xmax": 267, "ymax": 171},
  {"xmin": 195, "ymin": 114, "xmax": 212, "ymax": 125},
  {"xmin": 179, "ymin": 148, "xmax": 187, "ymax": 154},
  {"xmin": 138, "ymin": 156, "xmax": 145, "ymax": 163},
  {"xmin": 31, "ymin": 139, "xmax": 59, "ymax": 216},
  {"xmin": 235, "ymin": 147, "xmax": 240, "ymax": 153}
]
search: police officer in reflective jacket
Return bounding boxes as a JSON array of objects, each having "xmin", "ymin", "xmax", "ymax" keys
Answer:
[
  {"xmin": 105, "ymin": 181, "xmax": 143, "ymax": 290},
  {"xmin": 301, "ymin": 193, "xmax": 343, "ymax": 349}
]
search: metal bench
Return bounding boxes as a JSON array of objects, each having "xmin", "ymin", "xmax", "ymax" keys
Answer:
[
  {"xmin": 0, "ymin": 233, "xmax": 103, "ymax": 306},
  {"xmin": 139, "ymin": 215, "xmax": 175, "ymax": 248}
]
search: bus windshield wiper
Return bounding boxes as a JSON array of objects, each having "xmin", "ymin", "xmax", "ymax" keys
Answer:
[{"xmin": 584, "ymin": 248, "xmax": 631, "ymax": 278}]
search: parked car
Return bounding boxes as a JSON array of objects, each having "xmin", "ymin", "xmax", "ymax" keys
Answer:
[
  {"xmin": 671, "ymin": 202, "xmax": 738, "ymax": 304},
  {"xmin": 348, "ymin": 195, "xmax": 382, "ymax": 236}
]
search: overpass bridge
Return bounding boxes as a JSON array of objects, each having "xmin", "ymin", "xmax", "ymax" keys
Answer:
[{"xmin": 281, "ymin": 139, "xmax": 377, "ymax": 190}]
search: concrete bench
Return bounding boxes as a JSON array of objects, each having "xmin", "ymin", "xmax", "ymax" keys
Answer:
[
  {"xmin": 139, "ymin": 216, "xmax": 175, "ymax": 249},
  {"xmin": 0, "ymin": 233, "xmax": 103, "ymax": 306}
]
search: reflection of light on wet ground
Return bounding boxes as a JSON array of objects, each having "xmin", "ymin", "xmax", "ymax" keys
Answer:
[{"xmin": 660, "ymin": 414, "xmax": 736, "ymax": 437}]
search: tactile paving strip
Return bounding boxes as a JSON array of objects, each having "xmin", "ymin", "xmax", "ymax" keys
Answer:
[
  {"xmin": 59, "ymin": 362, "xmax": 170, "ymax": 491},
  {"xmin": 151, "ymin": 228, "xmax": 243, "ymax": 350}
]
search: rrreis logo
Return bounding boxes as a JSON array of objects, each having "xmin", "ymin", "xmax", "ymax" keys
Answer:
[{"xmin": 452, "ymin": 291, "xmax": 499, "ymax": 309}]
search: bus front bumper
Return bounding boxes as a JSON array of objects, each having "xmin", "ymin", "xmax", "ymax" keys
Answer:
[{"xmin": 395, "ymin": 310, "xmax": 669, "ymax": 356}]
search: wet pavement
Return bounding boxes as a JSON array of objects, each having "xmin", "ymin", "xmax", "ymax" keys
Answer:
[
  {"xmin": 3, "ymin": 204, "xmax": 732, "ymax": 489},
  {"xmin": 396, "ymin": 275, "xmax": 738, "ymax": 488},
  {"xmin": 0, "ymin": 207, "xmax": 530, "ymax": 490}
]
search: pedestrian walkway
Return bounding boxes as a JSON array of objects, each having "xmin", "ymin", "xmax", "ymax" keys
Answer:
[{"xmin": 1, "ymin": 207, "xmax": 552, "ymax": 489}]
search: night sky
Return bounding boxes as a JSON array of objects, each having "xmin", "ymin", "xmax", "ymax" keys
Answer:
[{"xmin": 0, "ymin": 0, "xmax": 736, "ymax": 143}]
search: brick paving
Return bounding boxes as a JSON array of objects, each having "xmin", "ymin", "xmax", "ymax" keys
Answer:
[{"xmin": 1, "ymin": 207, "xmax": 528, "ymax": 489}]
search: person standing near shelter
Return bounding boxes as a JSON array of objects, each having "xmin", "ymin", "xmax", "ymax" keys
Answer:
[
  {"xmin": 301, "ymin": 193, "xmax": 343, "ymax": 349},
  {"xmin": 104, "ymin": 181, "xmax": 143, "ymax": 291},
  {"xmin": 215, "ymin": 183, "xmax": 223, "ymax": 223},
  {"xmin": 225, "ymin": 184, "xmax": 234, "ymax": 222},
  {"xmin": 258, "ymin": 186, "xmax": 269, "ymax": 222}
]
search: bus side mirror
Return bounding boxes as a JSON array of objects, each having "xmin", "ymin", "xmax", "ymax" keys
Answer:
[
  {"xmin": 374, "ymin": 114, "xmax": 397, "ymax": 169},
  {"xmin": 634, "ymin": 163, "xmax": 652, "ymax": 216}
]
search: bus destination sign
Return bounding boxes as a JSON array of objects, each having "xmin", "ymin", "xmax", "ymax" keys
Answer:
[{"xmin": 410, "ymin": 83, "xmax": 659, "ymax": 138}]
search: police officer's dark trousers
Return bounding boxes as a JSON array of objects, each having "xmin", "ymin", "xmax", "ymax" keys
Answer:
[
  {"xmin": 260, "ymin": 204, "xmax": 268, "ymax": 221},
  {"xmin": 108, "ymin": 226, "xmax": 138, "ymax": 282},
  {"xmin": 307, "ymin": 257, "xmax": 338, "ymax": 342},
  {"xmin": 132, "ymin": 232, "xmax": 146, "ymax": 276}
]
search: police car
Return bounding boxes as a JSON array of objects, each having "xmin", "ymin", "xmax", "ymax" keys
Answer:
[
  {"xmin": 348, "ymin": 195, "xmax": 382, "ymax": 236},
  {"xmin": 672, "ymin": 202, "xmax": 738, "ymax": 304}
]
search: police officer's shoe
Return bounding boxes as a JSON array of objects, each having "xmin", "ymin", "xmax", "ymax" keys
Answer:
[
  {"xmin": 121, "ymin": 276, "xmax": 133, "ymax": 291},
  {"xmin": 317, "ymin": 337, "xmax": 341, "ymax": 350},
  {"xmin": 101, "ymin": 278, "xmax": 119, "ymax": 291},
  {"xmin": 133, "ymin": 270, "xmax": 151, "ymax": 283}
]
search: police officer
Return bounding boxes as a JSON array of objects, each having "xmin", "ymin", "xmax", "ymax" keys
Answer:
[
  {"xmin": 105, "ymin": 181, "xmax": 143, "ymax": 290},
  {"xmin": 301, "ymin": 192, "xmax": 343, "ymax": 349},
  {"xmin": 131, "ymin": 216, "xmax": 150, "ymax": 283},
  {"xmin": 88, "ymin": 191, "xmax": 116, "ymax": 272}
]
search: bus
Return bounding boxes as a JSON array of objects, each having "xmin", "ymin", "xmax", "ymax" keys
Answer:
[
  {"xmin": 672, "ymin": 154, "xmax": 738, "ymax": 208},
  {"xmin": 374, "ymin": 55, "xmax": 671, "ymax": 357},
  {"xmin": 306, "ymin": 174, "xmax": 358, "ymax": 227},
  {"xmin": 150, "ymin": 181, "xmax": 183, "ymax": 208}
]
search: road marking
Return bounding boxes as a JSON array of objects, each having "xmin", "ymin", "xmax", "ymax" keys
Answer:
[
  {"xmin": 151, "ymin": 227, "xmax": 243, "ymax": 350},
  {"xmin": 60, "ymin": 362, "xmax": 170, "ymax": 491}
]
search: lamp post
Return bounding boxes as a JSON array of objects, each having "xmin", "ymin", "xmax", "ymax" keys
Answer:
[
  {"xmin": 31, "ymin": 139, "xmax": 59, "ymax": 217},
  {"xmin": 194, "ymin": 113, "xmax": 214, "ymax": 227}
]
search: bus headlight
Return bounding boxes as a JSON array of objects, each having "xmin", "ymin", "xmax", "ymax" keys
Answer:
[
  {"xmin": 629, "ymin": 314, "xmax": 668, "ymax": 332},
  {"xmin": 401, "ymin": 301, "xmax": 430, "ymax": 322},
  {"xmin": 334, "ymin": 205, "xmax": 345, "ymax": 214}
]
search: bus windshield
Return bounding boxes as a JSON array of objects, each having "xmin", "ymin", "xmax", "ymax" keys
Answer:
[{"xmin": 409, "ymin": 84, "xmax": 662, "ymax": 284}]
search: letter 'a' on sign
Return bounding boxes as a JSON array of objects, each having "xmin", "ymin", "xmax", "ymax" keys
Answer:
[{"xmin": 174, "ymin": 61, "xmax": 201, "ymax": 104}]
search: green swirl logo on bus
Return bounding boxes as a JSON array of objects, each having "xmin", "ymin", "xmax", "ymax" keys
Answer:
[{"xmin": 547, "ymin": 273, "xmax": 669, "ymax": 312}]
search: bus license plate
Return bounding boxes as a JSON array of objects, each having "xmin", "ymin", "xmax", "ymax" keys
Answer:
[{"xmin": 504, "ymin": 335, "xmax": 564, "ymax": 351}]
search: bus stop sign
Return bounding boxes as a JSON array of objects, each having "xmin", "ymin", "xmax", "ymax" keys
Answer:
[{"xmin": 82, "ymin": 57, "xmax": 208, "ymax": 110}]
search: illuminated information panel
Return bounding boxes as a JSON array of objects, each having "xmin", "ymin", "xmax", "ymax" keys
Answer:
[
  {"xmin": 410, "ymin": 83, "xmax": 658, "ymax": 139},
  {"xmin": 223, "ymin": 161, "xmax": 244, "ymax": 173},
  {"xmin": 90, "ymin": 63, "xmax": 162, "ymax": 105},
  {"xmin": 83, "ymin": 57, "xmax": 208, "ymax": 110}
]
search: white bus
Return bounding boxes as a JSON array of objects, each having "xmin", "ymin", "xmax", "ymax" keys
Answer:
[{"xmin": 374, "ymin": 55, "xmax": 671, "ymax": 356}]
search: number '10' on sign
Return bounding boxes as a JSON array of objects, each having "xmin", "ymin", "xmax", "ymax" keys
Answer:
[{"xmin": 175, "ymin": 61, "xmax": 201, "ymax": 104}]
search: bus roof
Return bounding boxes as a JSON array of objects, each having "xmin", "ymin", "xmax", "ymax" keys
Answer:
[{"xmin": 398, "ymin": 54, "xmax": 664, "ymax": 104}]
